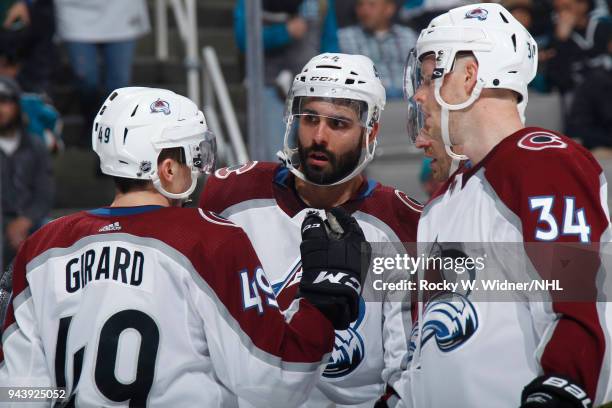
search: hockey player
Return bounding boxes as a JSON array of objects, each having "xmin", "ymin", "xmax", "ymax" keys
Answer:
[
  {"xmin": 0, "ymin": 87, "xmax": 371, "ymax": 407},
  {"xmin": 403, "ymin": 3, "xmax": 611, "ymax": 407},
  {"xmin": 200, "ymin": 53, "xmax": 421, "ymax": 406},
  {"xmin": 414, "ymin": 127, "xmax": 464, "ymax": 184},
  {"xmin": 407, "ymin": 83, "xmax": 465, "ymax": 185}
]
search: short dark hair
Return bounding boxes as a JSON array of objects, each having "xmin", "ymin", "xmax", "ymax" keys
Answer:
[{"xmin": 113, "ymin": 147, "xmax": 186, "ymax": 194}]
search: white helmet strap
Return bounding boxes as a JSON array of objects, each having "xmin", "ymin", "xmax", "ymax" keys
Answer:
[
  {"xmin": 449, "ymin": 157, "xmax": 461, "ymax": 175},
  {"xmin": 434, "ymin": 72, "xmax": 482, "ymax": 162},
  {"xmin": 151, "ymin": 171, "xmax": 199, "ymax": 200}
]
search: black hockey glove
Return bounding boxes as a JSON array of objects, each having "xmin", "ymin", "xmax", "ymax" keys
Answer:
[
  {"xmin": 298, "ymin": 207, "xmax": 371, "ymax": 330},
  {"xmin": 521, "ymin": 375, "xmax": 593, "ymax": 408}
]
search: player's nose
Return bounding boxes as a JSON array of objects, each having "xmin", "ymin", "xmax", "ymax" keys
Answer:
[
  {"xmin": 312, "ymin": 121, "xmax": 330, "ymax": 145},
  {"xmin": 413, "ymin": 87, "xmax": 426, "ymax": 105},
  {"xmin": 415, "ymin": 133, "xmax": 431, "ymax": 149}
]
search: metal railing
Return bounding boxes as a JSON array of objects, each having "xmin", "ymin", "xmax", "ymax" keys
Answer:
[
  {"xmin": 155, "ymin": 0, "xmax": 248, "ymax": 166},
  {"xmin": 202, "ymin": 46, "xmax": 249, "ymax": 165},
  {"xmin": 155, "ymin": 0, "xmax": 200, "ymax": 106}
]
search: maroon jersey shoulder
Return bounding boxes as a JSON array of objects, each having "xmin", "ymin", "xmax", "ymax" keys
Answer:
[
  {"xmin": 20, "ymin": 208, "xmax": 248, "ymax": 268},
  {"xmin": 358, "ymin": 183, "xmax": 422, "ymax": 242},
  {"xmin": 478, "ymin": 127, "xmax": 607, "ymax": 242},
  {"xmin": 199, "ymin": 161, "xmax": 278, "ymax": 213},
  {"xmin": 484, "ymin": 127, "xmax": 602, "ymax": 190}
]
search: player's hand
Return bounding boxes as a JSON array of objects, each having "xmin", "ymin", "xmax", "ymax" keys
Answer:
[
  {"xmin": 520, "ymin": 375, "xmax": 592, "ymax": 408},
  {"xmin": 286, "ymin": 17, "xmax": 307, "ymax": 40},
  {"xmin": 555, "ymin": 10, "xmax": 576, "ymax": 40},
  {"xmin": 298, "ymin": 207, "xmax": 371, "ymax": 330},
  {"xmin": 6, "ymin": 216, "xmax": 32, "ymax": 250}
]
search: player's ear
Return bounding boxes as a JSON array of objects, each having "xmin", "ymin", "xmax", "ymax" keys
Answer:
[
  {"xmin": 158, "ymin": 158, "xmax": 176, "ymax": 182},
  {"xmin": 464, "ymin": 59, "xmax": 479, "ymax": 95}
]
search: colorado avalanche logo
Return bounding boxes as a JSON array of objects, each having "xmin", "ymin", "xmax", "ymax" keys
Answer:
[
  {"xmin": 407, "ymin": 292, "xmax": 478, "ymax": 362},
  {"xmin": 150, "ymin": 98, "xmax": 171, "ymax": 115},
  {"xmin": 273, "ymin": 260, "xmax": 366, "ymax": 378},
  {"xmin": 518, "ymin": 132, "xmax": 568, "ymax": 151},
  {"xmin": 323, "ymin": 298, "xmax": 366, "ymax": 378},
  {"xmin": 465, "ymin": 7, "xmax": 489, "ymax": 21}
]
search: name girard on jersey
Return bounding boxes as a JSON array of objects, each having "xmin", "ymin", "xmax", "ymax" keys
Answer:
[{"xmin": 65, "ymin": 245, "xmax": 145, "ymax": 293}]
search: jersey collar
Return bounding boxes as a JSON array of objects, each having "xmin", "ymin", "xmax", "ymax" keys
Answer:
[
  {"xmin": 272, "ymin": 165, "xmax": 378, "ymax": 217},
  {"xmin": 88, "ymin": 205, "xmax": 165, "ymax": 216}
]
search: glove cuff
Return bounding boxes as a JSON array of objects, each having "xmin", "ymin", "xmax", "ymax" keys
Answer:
[{"xmin": 521, "ymin": 375, "xmax": 592, "ymax": 408}]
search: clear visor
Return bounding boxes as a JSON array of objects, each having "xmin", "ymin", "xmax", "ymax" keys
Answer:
[
  {"xmin": 403, "ymin": 49, "xmax": 425, "ymax": 143},
  {"xmin": 190, "ymin": 129, "xmax": 217, "ymax": 174},
  {"xmin": 286, "ymin": 95, "xmax": 369, "ymax": 128}
]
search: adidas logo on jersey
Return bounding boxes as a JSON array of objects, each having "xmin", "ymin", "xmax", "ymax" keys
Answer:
[{"xmin": 98, "ymin": 222, "xmax": 121, "ymax": 232}]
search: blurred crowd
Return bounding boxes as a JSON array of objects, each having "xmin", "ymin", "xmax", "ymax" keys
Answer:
[
  {"xmin": 0, "ymin": 0, "xmax": 150, "ymax": 270},
  {"xmin": 234, "ymin": 0, "xmax": 610, "ymax": 161},
  {"xmin": 0, "ymin": 0, "xmax": 610, "ymax": 267}
]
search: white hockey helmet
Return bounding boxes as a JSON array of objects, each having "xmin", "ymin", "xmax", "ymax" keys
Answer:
[
  {"xmin": 404, "ymin": 3, "xmax": 538, "ymax": 161},
  {"xmin": 92, "ymin": 87, "xmax": 216, "ymax": 200},
  {"xmin": 279, "ymin": 53, "xmax": 386, "ymax": 186}
]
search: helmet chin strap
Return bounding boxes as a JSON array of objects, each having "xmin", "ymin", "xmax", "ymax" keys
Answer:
[
  {"xmin": 448, "ymin": 157, "xmax": 461, "ymax": 175},
  {"xmin": 434, "ymin": 76, "xmax": 484, "ymax": 162},
  {"xmin": 152, "ymin": 172, "xmax": 199, "ymax": 201}
]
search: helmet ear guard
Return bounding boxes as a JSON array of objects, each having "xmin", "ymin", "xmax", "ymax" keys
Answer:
[
  {"xmin": 279, "ymin": 53, "xmax": 386, "ymax": 186},
  {"xmin": 92, "ymin": 87, "xmax": 216, "ymax": 200}
]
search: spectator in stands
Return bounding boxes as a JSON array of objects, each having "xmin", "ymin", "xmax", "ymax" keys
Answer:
[
  {"xmin": 399, "ymin": 0, "xmax": 472, "ymax": 31},
  {"xmin": 234, "ymin": 0, "xmax": 339, "ymax": 161},
  {"xmin": 338, "ymin": 0, "xmax": 416, "ymax": 99},
  {"xmin": 54, "ymin": 0, "xmax": 150, "ymax": 147},
  {"xmin": 335, "ymin": 0, "xmax": 359, "ymax": 27},
  {"xmin": 0, "ymin": 76, "xmax": 53, "ymax": 270},
  {"xmin": 566, "ymin": 66, "xmax": 612, "ymax": 155},
  {"xmin": 0, "ymin": 0, "xmax": 56, "ymax": 94},
  {"xmin": 503, "ymin": 0, "xmax": 554, "ymax": 92},
  {"xmin": 545, "ymin": 0, "xmax": 611, "ymax": 96},
  {"xmin": 0, "ymin": 45, "xmax": 63, "ymax": 154}
]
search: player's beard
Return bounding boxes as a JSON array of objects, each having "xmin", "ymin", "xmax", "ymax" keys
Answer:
[{"xmin": 298, "ymin": 134, "xmax": 363, "ymax": 185}]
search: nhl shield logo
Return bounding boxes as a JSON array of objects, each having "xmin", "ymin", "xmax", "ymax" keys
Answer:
[
  {"xmin": 150, "ymin": 98, "xmax": 171, "ymax": 115},
  {"xmin": 465, "ymin": 7, "xmax": 489, "ymax": 21}
]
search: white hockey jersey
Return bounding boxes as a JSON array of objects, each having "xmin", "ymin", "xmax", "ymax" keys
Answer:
[
  {"xmin": 200, "ymin": 162, "xmax": 422, "ymax": 406},
  {"xmin": 408, "ymin": 128, "xmax": 612, "ymax": 407},
  {"xmin": 0, "ymin": 205, "xmax": 337, "ymax": 407}
]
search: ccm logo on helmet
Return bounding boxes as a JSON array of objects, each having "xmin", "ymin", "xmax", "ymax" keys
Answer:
[
  {"xmin": 309, "ymin": 76, "xmax": 339, "ymax": 82},
  {"xmin": 518, "ymin": 132, "xmax": 568, "ymax": 151},
  {"xmin": 465, "ymin": 7, "xmax": 489, "ymax": 20}
]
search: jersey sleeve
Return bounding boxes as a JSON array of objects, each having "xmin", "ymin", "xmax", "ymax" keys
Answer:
[
  {"xmin": 381, "ymin": 298, "xmax": 412, "ymax": 399},
  {"xmin": 199, "ymin": 161, "xmax": 267, "ymax": 215},
  {"xmin": 0, "ymin": 241, "xmax": 52, "ymax": 388},
  {"xmin": 494, "ymin": 142, "xmax": 610, "ymax": 403},
  {"xmin": 376, "ymin": 190, "xmax": 420, "ymax": 402},
  {"xmin": 199, "ymin": 169, "xmax": 229, "ymax": 214},
  {"xmin": 190, "ymin": 227, "xmax": 335, "ymax": 407}
]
